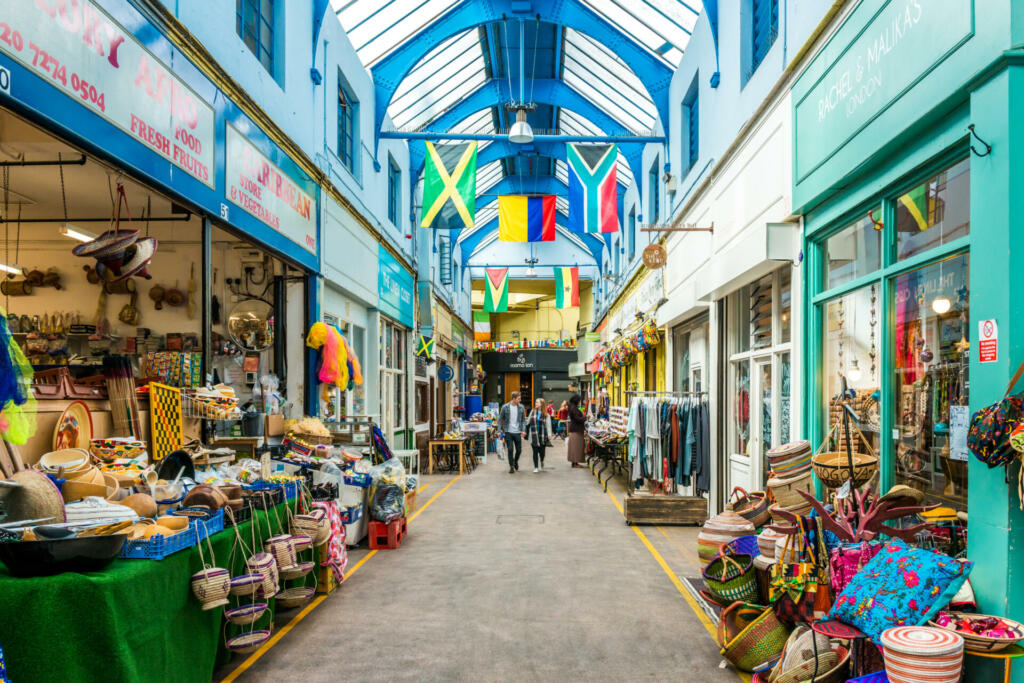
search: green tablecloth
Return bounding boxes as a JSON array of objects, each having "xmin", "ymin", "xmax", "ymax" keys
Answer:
[{"xmin": 0, "ymin": 502, "xmax": 314, "ymax": 682}]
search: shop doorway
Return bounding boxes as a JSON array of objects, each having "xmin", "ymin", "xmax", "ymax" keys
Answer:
[
  {"xmin": 504, "ymin": 373, "xmax": 520, "ymax": 403},
  {"xmin": 751, "ymin": 358, "xmax": 773, "ymax": 487}
]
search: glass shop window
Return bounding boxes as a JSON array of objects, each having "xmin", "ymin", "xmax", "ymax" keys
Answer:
[
  {"xmin": 896, "ymin": 158, "xmax": 970, "ymax": 261},
  {"xmin": 780, "ymin": 267, "xmax": 792, "ymax": 344},
  {"xmin": 892, "ymin": 253, "xmax": 969, "ymax": 511},
  {"xmin": 750, "ymin": 274, "xmax": 773, "ymax": 350},
  {"xmin": 822, "ymin": 286, "xmax": 881, "ymax": 457},
  {"xmin": 825, "ymin": 208, "xmax": 882, "ymax": 289},
  {"xmin": 731, "ymin": 361, "xmax": 750, "ymax": 456}
]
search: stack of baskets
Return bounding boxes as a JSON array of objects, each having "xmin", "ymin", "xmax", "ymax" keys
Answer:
[
  {"xmin": 767, "ymin": 470, "xmax": 814, "ymax": 520},
  {"xmin": 697, "ymin": 510, "xmax": 755, "ymax": 566},
  {"xmin": 766, "ymin": 441, "xmax": 812, "ymax": 478}
]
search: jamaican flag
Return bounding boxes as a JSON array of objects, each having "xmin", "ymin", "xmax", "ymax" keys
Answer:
[
  {"xmin": 420, "ymin": 141, "xmax": 478, "ymax": 229},
  {"xmin": 899, "ymin": 183, "xmax": 932, "ymax": 231},
  {"xmin": 483, "ymin": 267, "xmax": 509, "ymax": 313}
]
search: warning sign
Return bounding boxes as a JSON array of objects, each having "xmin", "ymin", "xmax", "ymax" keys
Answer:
[{"xmin": 979, "ymin": 319, "xmax": 998, "ymax": 364}]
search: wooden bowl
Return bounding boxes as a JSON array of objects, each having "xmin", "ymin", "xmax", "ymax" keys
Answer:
[
  {"xmin": 118, "ymin": 493, "xmax": 157, "ymax": 518},
  {"xmin": 61, "ymin": 478, "xmax": 110, "ymax": 502},
  {"xmin": 155, "ymin": 516, "xmax": 188, "ymax": 532},
  {"xmin": 812, "ymin": 452, "xmax": 878, "ymax": 489},
  {"xmin": 39, "ymin": 448, "xmax": 90, "ymax": 473}
]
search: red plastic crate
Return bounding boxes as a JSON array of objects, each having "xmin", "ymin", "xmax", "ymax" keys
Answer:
[{"xmin": 368, "ymin": 517, "xmax": 407, "ymax": 549}]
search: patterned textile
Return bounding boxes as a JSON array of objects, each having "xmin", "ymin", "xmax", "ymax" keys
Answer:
[
  {"xmin": 314, "ymin": 500, "xmax": 348, "ymax": 583},
  {"xmin": 148, "ymin": 383, "xmax": 182, "ymax": 461},
  {"xmin": 829, "ymin": 539, "xmax": 973, "ymax": 643}
]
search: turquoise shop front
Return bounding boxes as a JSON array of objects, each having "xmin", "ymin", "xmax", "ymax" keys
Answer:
[{"xmin": 793, "ymin": 0, "xmax": 1024, "ymax": 677}]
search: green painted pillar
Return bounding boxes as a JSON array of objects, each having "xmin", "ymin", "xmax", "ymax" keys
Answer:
[{"xmin": 966, "ymin": 58, "xmax": 1024, "ymax": 681}]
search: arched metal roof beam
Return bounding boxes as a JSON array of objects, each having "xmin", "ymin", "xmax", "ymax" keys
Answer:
[
  {"xmin": 371, "ymin": 0, "xmax": 673, "ymax": 153},
  {"xmin": 463, "ymin": 213, "xmax": 604, "ymax": 266}
]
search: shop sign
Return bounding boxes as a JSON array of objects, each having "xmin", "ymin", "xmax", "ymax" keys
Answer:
[
  {"xmin": 794, "ymin": 0, "xmax": 972, "ymax": 180},
  {"xmin": 507, "ymin": 354, "xmax": 535, "ymax": 370},
  {"xmin": 637, "ymin": 270, "xmax": 665, "ymax": 313},
  {"xmin": 377, "ymin": 244, "xmax": 414, "ymax": 328},
  {"xmin": 226, "ymin": 124, "xmax": 316, "ymax": 253},
  {"xmin": 585, "ymin": 332, "xmax": 601, "ymax": 342},
  {"xmin": 979, "ymin": 319, "xmax": 998, "ymax": 363},
  {"xmin": 642, "ymin": 244, "xmax": 667, "ymax": 269},
  {"xmin": 0, "ymin": 0, "xmax": 215, "ymax": 186}
]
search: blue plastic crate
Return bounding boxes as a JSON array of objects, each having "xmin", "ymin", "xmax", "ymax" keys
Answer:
[
  {"xmin": 191, "ymin": 508, "xmax": 224, "ymax": 541},
  {"xmin": 343, "ymin": 473, "xmax": 372, "ymax": 488},
  {"xmin": 340, "ymin": 505, "xmax": 363, "ymax": 524},
  {"xmin": 244, "ymin": 480, "xmax": 300, "ymax": 500},
  {"xmin": 120, "ymin": 524, "xmax": 198, "ymax": 560}
]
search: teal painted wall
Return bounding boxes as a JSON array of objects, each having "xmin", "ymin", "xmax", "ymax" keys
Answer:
[{"xmin": 794, "ymin": 0, "xmax": 1024, "ymax": 677}]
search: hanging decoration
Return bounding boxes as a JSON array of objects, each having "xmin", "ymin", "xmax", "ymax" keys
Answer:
[
  {"xmin": 554, "ymin": 266, "xmax": 579, "ymax": 309},
  {"xmin": 420, "ymin": 141, "xmax": 478, "ymax": 229},
  {"xmin": 869, "ymin": 284, "xmax": 878, "ymax": 380},
  {"xmin": 415, "ymin": 335, "xmax": 435, "ymax": 359},
  {"xmin": 305, "ymin": 322, "xmax": 363, "ymax": 389},
  {"xmin": 0, "ymin": 306, "xmax": 37, "ymax": 445},
  {"xmin": 598, "ymin": 320, "xmax": 662, "ymax": 370},
  {"xmin": 566, "ymin": 143, "xmax": 619, "ymax": 234},
  {"xmin": 473, "ymin": 311, "xmax": 491, "ymax": 341},
  {"xmin": 473, "ymin": 338, "xmax": 576, "ymax": 352},
  {"xmin": 483, "ymin": 267, "xmax": 509, "ymax": 313},
  {"xmin": 498, "ymin": 195, "xmax": 556, "ymax": 242},
  {"xmin": 73, "ymin": 184, "xmax": 157, "ymax": 282}
]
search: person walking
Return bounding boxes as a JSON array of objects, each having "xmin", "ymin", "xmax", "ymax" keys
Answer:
[
  {"xmin": 524, "ymin": 398, "xmax": 553, "ymax": 472},
  {"xmin": 498, "ymin": 391, "xmax": 526, "ymax": 473},
  {"xmin": 567, "ymin": 394, "xmax": 587, "ymax": 468}
]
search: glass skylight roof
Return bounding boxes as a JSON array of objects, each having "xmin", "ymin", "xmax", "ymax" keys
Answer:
[
  {"xmin": 387, "ymin": 30, "xmax": 487, "ymax": 131},
  {"xmin": 577, "ymin": 0, "xmax": 699, "ymax": 67},
  {"xmin": 333, "ymin": 0, "xmax": 461, "ymax": 67},
  {"xmin": 562, "ymin": 29, "xmax": 657, "ymax": 132}
]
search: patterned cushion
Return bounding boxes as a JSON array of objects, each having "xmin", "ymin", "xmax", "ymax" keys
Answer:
[{"xmin": 829, "ymin": 539, "xmax": 972, "ymax": 643}]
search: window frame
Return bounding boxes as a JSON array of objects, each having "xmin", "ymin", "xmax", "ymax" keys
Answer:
[
  {"xmin": 236, "ymin": 0, "xmax": 275, "ymax": 76},
  {"xmin": 648, "ymin": 158, "xmax": 660, "ymax": 224},
  {"xmin": 808, "ymin": 152, "xmax": 971, "ymax": 499},
  {"xmin": 337, "ymin": 76, "xmax": 358, "ymax": 175},
  {"xmin": 387, "ymin": 154, "xmax": 401, "ymax": 226},
  {"xmin": 748, "ymin": 0, "xmax": 779, "ymax": 78},
  {"xmin": 682, "ymin": 76, "xmax": 699, "ymax": 174}
]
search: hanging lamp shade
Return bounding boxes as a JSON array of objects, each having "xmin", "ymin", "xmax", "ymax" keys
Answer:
[{"xmin": 508, "ymin": 109, "xmax": 533, "ymax": 144}]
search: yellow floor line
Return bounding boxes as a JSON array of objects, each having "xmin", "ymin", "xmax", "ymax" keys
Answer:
[
  {"xmin": 221, "ymin": 475, "xmax": 461, "ymax": 682},
  {"xmin": 605, "ymin": 490, "xmax": 750, "ymax": 683}
]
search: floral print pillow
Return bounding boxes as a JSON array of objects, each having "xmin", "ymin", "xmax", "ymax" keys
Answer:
[{"xmin": 829, "ymin": 539, "xmax": 973, "ymax": 643}]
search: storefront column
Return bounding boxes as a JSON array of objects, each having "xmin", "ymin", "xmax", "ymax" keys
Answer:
[
  {"xmin": 966, "ymin": 60, "xmax": 1024, "ymax": 634},
  {"xmin": 201, "ymin": 216, "xmax": 213, "ymax": 383},
  {"xmin": 304, "ymin": 273, "xmax": 321, "ymax": 415}
]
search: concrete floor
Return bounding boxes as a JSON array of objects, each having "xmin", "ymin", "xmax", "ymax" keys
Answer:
[{"xmin": 221, "ymin": 441, "xmax": 738, "ymax": 683}]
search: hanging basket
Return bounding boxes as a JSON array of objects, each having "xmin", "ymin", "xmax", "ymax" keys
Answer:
[
  {"xmin": 225, "ymin": 630, "xmax": 272, "ymax": 654},
  {"xmin": 230, "ymin": 573, "xmax": 264, "ymax": 597},
  {"xmin": 275, "ymin": 586, "xmax": 315, "ymax": 609},
  {"xmin": 279, "ymin": 561, "xmax": 315, "ymax": 581},
  {"xmin": 812, "ymin": 451, "xmax": 878, "ymax": 489},
  {"xmin": 225, "ymin": 602, "xmax": 268, "ymax": 626}
]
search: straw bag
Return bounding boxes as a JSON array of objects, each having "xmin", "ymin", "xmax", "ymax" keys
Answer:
[
  {"xmin": 969, "ymin": 359, "xmax": 1024, "ymax": 468},
  {"xmin": 190, "ymin": 525, "xmax": 230, "ymax": 610},
  {"xmin": 728, "ymin": 487, "xmax": 771, "ymax": 528},
  {"xmin": 717, "ymin": 601, "xmax": 790, "ymax": 672},
  {"xmin": 703, "ymin": 543, "xmax": 758, "ymax": 605},
  {"xmin": 767, "ymin": 471, "xmax": 814, "ymax": 508}
]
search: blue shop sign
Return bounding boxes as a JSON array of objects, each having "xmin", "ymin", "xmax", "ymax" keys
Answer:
[{"xmin": 378, "ymin": 244, "xmax": 414, "ymax": 328}]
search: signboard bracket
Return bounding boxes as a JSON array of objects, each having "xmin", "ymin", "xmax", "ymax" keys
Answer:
[{"xmin": 641, "ymin": 221, "xmax": 713, "ymax": 233}]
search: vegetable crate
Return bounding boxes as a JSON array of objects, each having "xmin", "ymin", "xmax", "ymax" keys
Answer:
[{"xmin": 368, "ymin": 517, "xmax": 407, "ymax": 550}]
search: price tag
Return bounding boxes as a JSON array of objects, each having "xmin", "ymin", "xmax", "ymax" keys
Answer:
[{"xmin": 836, "ymin": 479, "xmax": 852, "ymax": 499}]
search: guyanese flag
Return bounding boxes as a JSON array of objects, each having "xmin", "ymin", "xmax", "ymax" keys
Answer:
[
  {"xmin": 554, "ymin": 267, "xmax": 579, "ymax": 309},
  {"xmin": 484, "ymin": 268, "xmax": 509, "ymax": 313},
  {"xmin": 498, "ymin": 195, "xmax": 556, "ymax": 242}
]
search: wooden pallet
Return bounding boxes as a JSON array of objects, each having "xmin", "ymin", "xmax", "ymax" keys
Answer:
[{"xmin": 623, "ymin": 492, "xmax": 708, "ymax": 526}]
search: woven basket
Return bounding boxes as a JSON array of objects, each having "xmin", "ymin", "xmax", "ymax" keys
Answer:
[
  {"xmin": 279, "ymin": 561, "xmax": 315, "ymax": 580},
  {"xmin": 289, "ymin": 431, "xmax": 332, "ymax": 446},
  {"xmin": 728, "ymin": 487, "xmax": 771, "ymax": 529},
  {"xmin": 757, "ymin": 527, "xmax": 788, "ymax": 560},
  {"xmin": 697, "ymin": 510, "xmax": 755, "ymax": 566},
  {"xmin": 768, "ymin": 470, "xmax": 814, "ymax": 508},
  {"xmin": 229, "ymin": 573, "xmax": 263, "ymax": 596},
  {"xmin": 290, "ymin": 515, "xmax": 320, "ymax": 539},
  {"xmin": 265, "ymin": 535, "xmax": 297, "ymax": 569},
  {"xmin": 225, "ymin": 630, "xmax": 271, "ymax": 654},
  {"xmin": 717, "ymin": 601, "xmax": 790, "ymax": 672},
  {"xmin": 928, "ymin": 612, "xmax": 1024, "ymax": 652},
  {"xmin": 224, "ymin": 602, "xmax": 268, "ymax": 625},
  {"xmin": 703, "ymin": 545, "xmax": 758, "ymax": 605},
  {"xmin": 291, "ymin": 535, "xmax": 313, "ymax": 552},
  {"xmin": 190, "ymin": 568, "xmax": 230, "ymax": 610},
  {"xmin": 812, "ymin": 451, "xmax": 878, "ymax": 489},
  {"xmin": 768, "ymin": 501, "xmax": 813, "ymax": 524},
  {"xmin": 246, "ymin": 552, "xmax": 278, "ymax": 597},
  {"xmin": 275, "ymin": 586, "xmax": 315, "ymax": 609},
  {"xmin": 766, "ymin": 440, "xmax": 813, "ymax": 477}
]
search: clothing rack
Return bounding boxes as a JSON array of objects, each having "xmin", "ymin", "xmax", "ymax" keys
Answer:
[{"xmin": 625, "ymin": 390, "xmax": 708, "ymax": 396}]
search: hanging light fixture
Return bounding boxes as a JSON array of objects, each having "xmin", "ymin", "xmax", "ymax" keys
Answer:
[
  {"xmin": 59, "ymin": 223, "xmax": 98, "ymax": 243},
  {"xmin": 0, "ymin": 261, "xmax": 23, "ymax": 276},
  {"xmin": 848, "ymin": 358, "xmax": 862, "ymax": 383},
  {"xmin": 507, "ymin": 19, "xmax": 534, "ymax": 145},
  {"xmin": 932, "ymin": 296, "xmax": 952, "ymax": 314}
]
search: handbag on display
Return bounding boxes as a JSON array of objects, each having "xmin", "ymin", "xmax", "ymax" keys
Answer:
[
  {"xmin": 968, "ymin": 359, "xmax": 1024, "ymax": 468},
  {"xmin": 829, "ymin": 541, "xmax": 882, "ymax": 595},
  {"xmin": 769, "ymin": 519, "xmax": 831, "ymax": 623}
]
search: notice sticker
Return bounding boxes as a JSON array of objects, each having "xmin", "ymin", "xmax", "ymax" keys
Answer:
[
  {"xmin": 979, "ymin": 319, "xmax": 998, "ymax": 363},
  {"xmin": 949, "ymin": 405, "xmax": 969, "ymax": 462}
]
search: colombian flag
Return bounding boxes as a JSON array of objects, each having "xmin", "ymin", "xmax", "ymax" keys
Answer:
[
  {"xmin": 554, "ymin": 267, "xmax": 579, "ymax": 309},
  {"xmin": 498, "ymin": 195, "xmax": 556, "ymax": 242}
]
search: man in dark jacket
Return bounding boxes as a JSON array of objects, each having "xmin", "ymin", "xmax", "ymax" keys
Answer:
[{"xmin": 498, "ymin": 392, "xmax": 526, "ymax": 473}]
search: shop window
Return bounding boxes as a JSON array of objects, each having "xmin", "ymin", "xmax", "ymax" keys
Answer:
[
  {"xmin": 749, "ymin": 0, "xmax": 778, "ymax": 77},
  {"xmin": 731, "ymin": 361, "xmax": 750, "ymax": 456},
  {"xmin": 822, "ymin": 286, "xmax": 881, "ymax": 456},
  {"xmin": 236, "ymin": 0, "xmax": 275, "ymax": 75},
  {"xmin": 387, "ymin": 155, "xmax": 400, "ymax": 226},
  {"xmin": 648, "ymin": 159, "xmax": 660, "ymax": 224},
  {"xmin": 338, "ymin": 78, "xmax": 357, "ymax": 174},
  {"xmin": 674, "ymin": 328, "xmax": 690, "ymax": 393},
  {"xmin": 682, "ymin": 77, "xmax": 699, "ymax": 173},
  {"xmin": 896, "ymin": 158, "xmax": 970, "ymax": 261},
  {"xmin": 825, "ymin": 208, "xmax": 882, "ymax": 289},
  {"xmin": 439, "ymin": 236, "xmax": 453, "ymax": 286},
  {"xmin": 415, "ymin": 382, "xmax": 430, "ymax": 424},
  {"xmin": 779, "ymin": 352, "xmax": 791, "ymax": 445},
  {"xmin": 779, "ymin": 267, "xmax": 792, "ymax": 344},
  {"xmin": 728, "ymin": 288, "xmax": 751, "ymax": 355},
  {"xmin": 628, "ymin": 207, "xmax": 636, "ymax": 259},
  {"xmin": 892, "ymin": 253, "xmax": 969, "ymax": 509}
]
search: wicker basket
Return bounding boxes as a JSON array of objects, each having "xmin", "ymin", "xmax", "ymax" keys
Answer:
[
  {"xmin": 812, "ymin": 451, "xmax": 878, "ymax": 489},
  {"xmin": 929, "ymin": 612, "xmax": 1024, "ymax": 652},
  {"xmin": 279, "ymin": 561, "xmax": 315, "ymax": 580},
  {"xmin": 767, "ymin": 470, "xmax": 814, "ymax": 508},
  {"xmin": 291, "ymin": 535, "xmax": 313, "ymax": 552},
  {"xmin": 728, "ymin": 487, "xmax": 771, "ymax": 528},
  {"xmin": 697, "ymin": 510, "xmax": 756, "ymax": 566},
  {"xmin": 246, "ymin": 553, "xmax": 278, "ymax": 598},
  {"xmin": 290, "ymin": 514, "xmax": 320, "ymax": 539},
  {"xmin": 717, "ymin": 601, "xmax": 790, "ymax": 672},
  {"xmin": 703, "ymin": 545, "xmax": 758, "ymax": 605},
  {"xmin": 225, "ymin": 630, "xmax": 272, "ymax": 654},
  {"xmin": 264, "ymin": 535, "xmax": 297, "ymax": 569},
  {"xmin": 275, "ymin": 586, "xmax": 315, "ymax": 609},
  {"xmin": 191, "ymin": 568, "xmax": 230, "ymax": 610},
  {"xmin": 230, "ymin": 573, "xmax": 264, "ymax": 596},
  {"xmin": 224, "ymin": 602, "xmax": 268, "ymax": 625},
  {"xmin": 289, "ymin": 431, "xmax": 332, "ymax": 446}
]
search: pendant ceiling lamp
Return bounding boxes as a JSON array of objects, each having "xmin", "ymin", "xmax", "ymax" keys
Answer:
[{"xmin": 508, "ymin": 20, "xmax": 534, "ymax": 145}]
